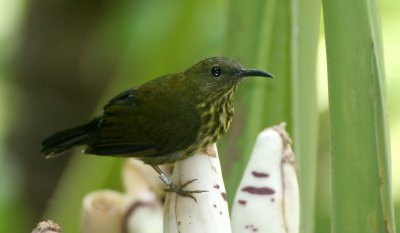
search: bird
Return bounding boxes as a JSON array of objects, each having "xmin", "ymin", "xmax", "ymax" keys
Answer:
[{"xmin": 41, "ymin": 56, "xmax": 274, "ymax": 200}]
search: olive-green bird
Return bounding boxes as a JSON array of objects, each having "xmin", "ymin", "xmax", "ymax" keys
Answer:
[{"xmin": 41, "ymin": 57, "xmax": 273, "ymax": 200}]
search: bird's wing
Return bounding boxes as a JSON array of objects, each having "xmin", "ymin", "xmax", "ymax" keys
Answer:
[
  {"xmin": 87, "ymin": 85, "xmax": 201, "ymax": 160},
  {"xmin": 103, "ymin": 87, "xmax": 138, "ymax": 109},
  {"xmin": 87, "ymin": 86, "xmax": 158, "ymax": 156}
]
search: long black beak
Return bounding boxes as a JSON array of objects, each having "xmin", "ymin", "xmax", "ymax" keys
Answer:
[{"xmin": 237, "ymin": 68, "xmax": 274, "ymax": 78}]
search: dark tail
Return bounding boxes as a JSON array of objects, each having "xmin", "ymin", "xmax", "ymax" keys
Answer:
[{"xmin": 41, "ymin": 117, "xmax": 100, "ymax": 158}]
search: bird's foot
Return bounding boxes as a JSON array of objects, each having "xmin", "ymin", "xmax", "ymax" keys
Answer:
[{"xmin": 164, "ymin": 179, "xmax": 208, "ymax": 202}]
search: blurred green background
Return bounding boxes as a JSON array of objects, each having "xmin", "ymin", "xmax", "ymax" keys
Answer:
[{"xmin": 0, "ymin": 0, "xmax": 398, "ymax": 232}]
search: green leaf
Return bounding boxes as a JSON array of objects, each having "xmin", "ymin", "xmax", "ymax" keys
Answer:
[
  {"xmin": 291, "ymin": 0, "xmax": 321, "ymax": 232},
  {"xmin": 322, "ymin": 0, "xmax": 396, "ymax": 232}
]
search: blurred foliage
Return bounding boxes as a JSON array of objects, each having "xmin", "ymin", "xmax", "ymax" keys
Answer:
[
  {"xmin": 314, "ymin": 110, "xmax": 331, "ymax": 233},
  {"xmin": 0, "ymin": 0, "xmax": 398, "ymax": 232}
]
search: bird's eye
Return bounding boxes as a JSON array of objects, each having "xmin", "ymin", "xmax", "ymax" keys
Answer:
[{"xmin": 210, "ymin": 66, "xmax": 222, "ymax": 77}]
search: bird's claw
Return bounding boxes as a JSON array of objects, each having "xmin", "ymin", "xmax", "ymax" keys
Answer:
[{"xmin": 164, "ymin": 179, "xmax": 208, "ymax": 202}]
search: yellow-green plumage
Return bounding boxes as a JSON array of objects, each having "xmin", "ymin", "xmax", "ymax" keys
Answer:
[{"xmin": 41, "ymin": 57, "xmax": 273, "ymax": 166}]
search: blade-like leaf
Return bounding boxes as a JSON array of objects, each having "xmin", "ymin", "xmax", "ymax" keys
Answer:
[{"xmin": 323, "ymin": 0, "xmax": 396, "ymax": 232}]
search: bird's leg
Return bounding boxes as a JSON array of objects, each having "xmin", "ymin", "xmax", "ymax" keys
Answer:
[{"xmin": 150, "ymin": 165, "xmax": 208, "ymax": 202}]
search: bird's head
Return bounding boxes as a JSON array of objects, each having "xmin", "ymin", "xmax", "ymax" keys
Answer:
[{"xmin": 184, "ymin": 57, "xmax": 274, "ymax": 95}]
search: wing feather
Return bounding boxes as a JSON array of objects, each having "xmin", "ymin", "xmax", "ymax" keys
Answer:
[{"xmin": 87, "ymin": 83, "xmax": 201, "ymax": 160}]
